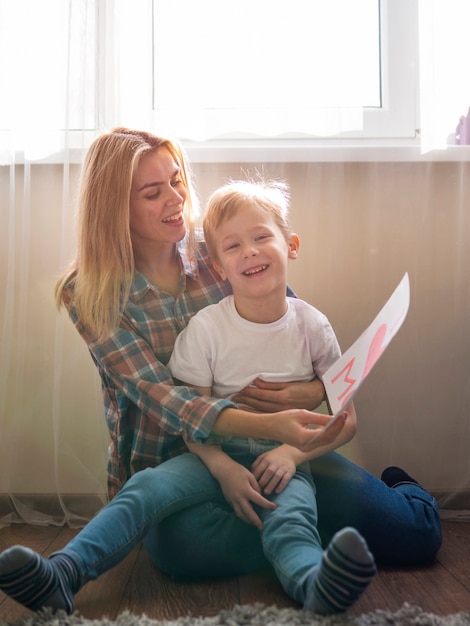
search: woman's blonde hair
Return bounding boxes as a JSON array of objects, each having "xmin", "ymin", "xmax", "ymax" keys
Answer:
[
  {"xmin": 55, "ymin": 127, "xmax": 198, "ymax": 338},
  {"xmin": 203, "ymin": 179, "xmax": 292, "ymax": 263}
]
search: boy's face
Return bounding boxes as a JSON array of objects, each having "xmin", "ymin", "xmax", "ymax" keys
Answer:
[{"xmin": 212, "ymin": 201, "xmax": 299, "ymax": 300}]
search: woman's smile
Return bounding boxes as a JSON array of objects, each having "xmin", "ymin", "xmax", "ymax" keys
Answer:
[{"xmin": 162, "ymin": 211, "xmax": 184, "ymax": 225}]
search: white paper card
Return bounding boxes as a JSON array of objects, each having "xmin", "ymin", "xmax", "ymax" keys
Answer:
[{"xmin": 323, "ymin": 273, "xmax": 410, "ymax": 422}]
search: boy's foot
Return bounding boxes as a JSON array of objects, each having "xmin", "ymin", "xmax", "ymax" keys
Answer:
[
  {"xmin": 0, "ymin": 545, "xmax": 77, "ymax": 614},
  {"xmin": 303, "ymin": 527, "xmax": 376, "ymax": 614},
  {"xmin": 381, "ymin": 466, "xmax": 419, "ymax": 488}
]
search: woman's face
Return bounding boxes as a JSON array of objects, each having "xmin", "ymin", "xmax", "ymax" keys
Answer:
[{"xmin": 129, "ymin": 148, "xmax": 188, "ymax": 247}]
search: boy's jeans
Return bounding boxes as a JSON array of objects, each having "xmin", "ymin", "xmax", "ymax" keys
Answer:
[
  {"xmin": 62, "ymin": 447, "xmax": 442, "ymax": 600},
  {"xmin": 155, "ymin": 451, "xmax": 442, "ymax": 576},
  {"xmin": 63, "ymin": 440, "xmax": 322, "ymax": 603}
]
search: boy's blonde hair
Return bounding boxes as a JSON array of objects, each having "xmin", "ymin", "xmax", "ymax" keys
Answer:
[
  {"xmin": 55, "ymin": 127, "xmax": 198, "ymax": 339},
  {"xmin": 203, "ymin": 179, "xmax": 292, "ymax": 263}
]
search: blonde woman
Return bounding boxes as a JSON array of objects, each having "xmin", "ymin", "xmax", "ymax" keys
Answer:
[{"xmin": 0, "ymin": 129, "xmax": 441, "ymax": 615}]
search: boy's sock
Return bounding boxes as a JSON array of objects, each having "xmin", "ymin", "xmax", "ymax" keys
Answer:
[
  {"xmin": 0, "ymin": 545, "xmax": 79, "ymax": 614},
  {"xmin": 303, "ymin": 527, "xmax": 376, "ymax": 614},
  {"xmin": 381, "ymin": 466, "xmax": 419, "ymax": 488}
]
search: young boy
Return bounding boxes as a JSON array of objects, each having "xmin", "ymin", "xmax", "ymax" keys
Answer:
[{"xmin": 168, "ymin": 179, "xmax": 376, "ymax": 614}]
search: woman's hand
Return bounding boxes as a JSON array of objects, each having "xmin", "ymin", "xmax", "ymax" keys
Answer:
[
  {"xmin": 232, "ymin": 378, "xmax": 326, "ymax": 413},
  {"xmin": 268, "ymin": 408, "xmax": 349, "ymax": 453},
  {"xmin": 213, "ymin": 405, "xmax": 354, "ymax": 454}
]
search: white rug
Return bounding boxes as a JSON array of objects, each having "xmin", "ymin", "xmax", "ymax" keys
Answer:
[{"xmin": 3, "ymin": 603, "xmax": 470, "ymax": 626}]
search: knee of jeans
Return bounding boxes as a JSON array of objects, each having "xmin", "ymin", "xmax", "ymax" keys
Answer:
[
  {"xmin": 414, "ymin": 500, "xmax": 443, "ymax": 563},
  {"xmin": 125, "ymin": 454, "xmax": 199, "ymax": 495},
  {"xmin": 404, "ymin": 491, "xmax": 443, "ymax": 562},
  {"xmin": 125, "ymin": 466, "xmax": 156, "ymax": 492},
  {"xmin": 383, "ymin": 498, "xmax": 442, "ymax": 566}
]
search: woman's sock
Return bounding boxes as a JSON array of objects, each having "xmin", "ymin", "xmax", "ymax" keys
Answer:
[
  {"xmin": 0, "ymin": 545, "xmax": 79, "ymax": 614},
  {"xmin": 303, "ymin": 527, "xmax": 376, "ymax": 614},
  {"xmin": 381, "ymin": 466, "xmax": 419, "ymax": 488}
]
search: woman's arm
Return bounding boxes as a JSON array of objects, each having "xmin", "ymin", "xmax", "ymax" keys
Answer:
[
  {"xmin": 70, "ymin": 303, "xmax": 331, "ymax": 450},
  {"xmin": 69, "ymin": 305, "xmax": 233, "ymax": 442},
  {"xmin": 211, "ymin": 404, "xmax": 351, "ymax": 452},
  {"xmin": 232, "ymin": 377, "xmax": 326, "ymax": 412}
]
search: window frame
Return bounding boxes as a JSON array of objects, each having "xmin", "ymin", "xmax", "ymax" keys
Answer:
[
  {"xmin": 9, "ymin": 0, "xmax": 470, "ymax": 164},
  {"xmin": 147, "ymin": 0, "xmax": 420, "ymax": 161}
]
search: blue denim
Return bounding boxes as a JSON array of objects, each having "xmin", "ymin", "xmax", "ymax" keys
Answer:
[
  {"xmin": 61, "ymin": 449, "xmax": 442, "ymax": 598},
  {"xmin": 221, "ymin": 438, "xmax": 323, "ymax": 603},
  {"xmin": 62, "ymin": 441, "xmax": 323, "ymax": 604},
  {"xmin": 154, "ymin": 451, "xmax": 442, "ymax": 578}
]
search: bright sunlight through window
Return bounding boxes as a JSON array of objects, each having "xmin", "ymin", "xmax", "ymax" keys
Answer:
[
  {"xmin": 152, "ymin": 0, "xmax": 381, "ymax": 140},
  {"xmin": 3, "ymin": 0, "xmax": 470, "ymax": 160}
]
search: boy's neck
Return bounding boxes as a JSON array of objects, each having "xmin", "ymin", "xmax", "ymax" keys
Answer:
[{"xmin": 232, "ymin": 290, "xmax": 288, "ymax": 324}]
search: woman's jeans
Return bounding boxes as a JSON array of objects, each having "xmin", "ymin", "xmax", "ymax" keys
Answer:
[
  {"xmin": 62, "ymin": 449, "xmax": 442, "ymax": 599},
  {"xmin": 63, "ymin": 440, "xmax": 322, "ymax": 604},
  {"xmin": 152, "ymin": 452, "xmax": 441, "ymax": 575}
]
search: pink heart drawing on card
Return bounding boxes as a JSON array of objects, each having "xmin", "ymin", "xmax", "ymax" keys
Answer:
[{"xmin": 361, "ymin": 323, "xmax": 388, "ymax": 381}]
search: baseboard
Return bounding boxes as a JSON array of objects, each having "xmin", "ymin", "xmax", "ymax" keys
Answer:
[
  {"xmin": 1, "ymin": 489, "xmax": 469, "ymax": 525},
  {"xmin": 0, "ymin": 493, "xmax": 107, "ymax": 525},
  {"xmin": 433, "ymin": 489, "xmax": 470, "ymax": 520}
]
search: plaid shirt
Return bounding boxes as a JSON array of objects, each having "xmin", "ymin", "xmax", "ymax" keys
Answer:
[{"xmin": 66, "ymin": 243, "xmax": 233, "ymax": 499}]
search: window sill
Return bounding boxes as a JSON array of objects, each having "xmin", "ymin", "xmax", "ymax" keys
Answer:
[
  {"xmin": 182, "ymin": 138, "xmax": 470, "ymax": 163},
  {"xmin": 4, "ymin": 138, "xmax": 470, "ymax": 165}
]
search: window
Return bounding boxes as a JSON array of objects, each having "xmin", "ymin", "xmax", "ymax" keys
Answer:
[
  {"xmin": 4, "ymin": 0, "xmax": 469, "ymax": 161},
  {"xmin": 0, "ymin": 0, "xmax": 97, "ymax": 161},
  {"xmin": 0, "ymin": 0, "xmax": 97, "ymax": 132},
  {"xmin": 150, "ymin": 0, "xmax": 418, "ymax": 142}
]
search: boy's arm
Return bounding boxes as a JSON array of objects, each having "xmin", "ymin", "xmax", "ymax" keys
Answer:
[
  {"xmin": 185, "ymin": 385, "xmax": 276, "ymax": 529},
  {"xmin": 252, "ymin": 404, "xmax": 357, "ymax": 494},
  {"xmin": 184, "ymin": 384, "xmax": 231, "ymax": 480}
]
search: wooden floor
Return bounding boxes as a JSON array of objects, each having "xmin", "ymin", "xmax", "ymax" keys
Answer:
[{"xmin": 0, "ymin": 521, "xmax": 469, "ymax": 621}]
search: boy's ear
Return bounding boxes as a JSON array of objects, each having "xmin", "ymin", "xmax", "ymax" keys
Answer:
[
  {"xmin": 212, "ymin": 260, "xmax": 227, "ymax": 280},
  {"xmin": 288, "ymin": 233, "xmax": 300, "ymax": 259}
]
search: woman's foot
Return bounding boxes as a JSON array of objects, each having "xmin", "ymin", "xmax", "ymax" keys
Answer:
[
  {"xmin": 0, "ymin": 545, "xmax": 78, "ymax": 614},
  {"xmin": 303, "ymin": 527, "xmax": 376, "ymax": 614},
  {"xmin": 381, "ymin": 466, "xmax": 419, "ymax": 487}
]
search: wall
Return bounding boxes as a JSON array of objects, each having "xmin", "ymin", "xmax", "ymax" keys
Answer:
[
  {"xmin": 194, "ymin": 160, "xmax": 470, "ymax": 508},
  {"xmin": 1, "ymin": 159, "xmax": 469, "ymax": 509}
]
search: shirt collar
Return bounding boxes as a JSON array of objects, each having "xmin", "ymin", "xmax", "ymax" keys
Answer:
[
  {"xmin": 178, "ymin": 239, "xmax": 199, "ymax": 280},
  {"xmin": 129, "ymin": 242, "xmax": 199, "ymax": 302}
]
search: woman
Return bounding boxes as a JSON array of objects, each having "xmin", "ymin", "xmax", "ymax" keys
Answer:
[{"xmin": 0, "ymin": 128, "xmax": 441, "ymax": 614}]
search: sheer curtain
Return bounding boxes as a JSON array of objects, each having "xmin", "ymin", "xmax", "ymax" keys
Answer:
[
  {"xmin": 1, "ymin": 0, "xmax": 470, "ymax": 529},
  {"xmin": 0, "ymin": 0, "xmax": 107, "ymax": 527}
]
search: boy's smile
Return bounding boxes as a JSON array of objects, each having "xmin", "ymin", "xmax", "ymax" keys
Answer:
[{"xmin": 212, "ymin": 201, "xmax": 299, "ymax": 322}]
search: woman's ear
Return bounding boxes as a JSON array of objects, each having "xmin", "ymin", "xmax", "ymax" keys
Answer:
[{"xmin": 288, "ymin": 233, "xmax": 300, "ymax": 259}]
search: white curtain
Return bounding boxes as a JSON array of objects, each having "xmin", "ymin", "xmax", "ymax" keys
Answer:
[
  {"xmin": 0, "ymin": 0, "xmax": 107, "ymax": 527},
  {"xmin": 1, "ymin": 0, "xmax": 470, "ymax": 528}
]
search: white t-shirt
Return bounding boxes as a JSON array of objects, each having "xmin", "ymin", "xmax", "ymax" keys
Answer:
[{"xmin": 168, "ymin": 295, "xmax": 340, "ymax": 400}]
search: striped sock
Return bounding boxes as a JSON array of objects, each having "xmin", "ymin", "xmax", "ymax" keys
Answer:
[
  {"xmin": 0, "ymin": 545, "xmax": 79, "ymax": 614},
  {"xmin": 303, "ymin": 527, "xmax": 376, "ymax": 614}
]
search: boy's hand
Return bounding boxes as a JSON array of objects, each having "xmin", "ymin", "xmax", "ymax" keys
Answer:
[
  {"xmin": 217, "ymin": 463, "xmax": 276, "ymax": 530},
  {"xmin": 251, "ymin": 447, "xmax": 297, "ymax": 495}
]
